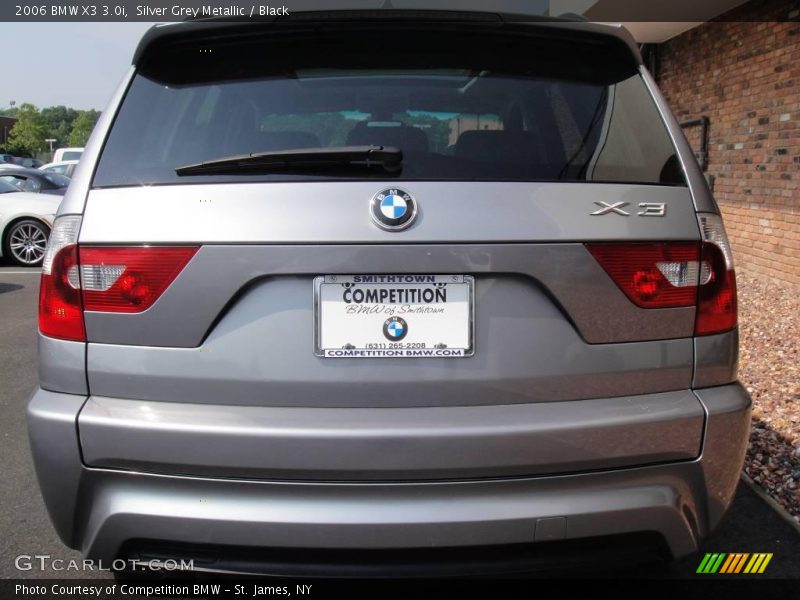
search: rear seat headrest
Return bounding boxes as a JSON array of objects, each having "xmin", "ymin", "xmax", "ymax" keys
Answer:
[
  {"xmin": 454, "ymin": 130, "xmax": 540, "ymax": 163},
  {"xmin": 346, "ymin": 122, "xmax": 429, "ymax": 153}
]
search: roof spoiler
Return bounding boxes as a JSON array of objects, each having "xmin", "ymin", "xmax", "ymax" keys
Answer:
[{"xmin": 132, "ymin": 9, "xmax": 641, "ymax": 68}]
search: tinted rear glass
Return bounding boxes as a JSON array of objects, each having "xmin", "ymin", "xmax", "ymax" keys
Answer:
[
  {"xmin": 94, "ymin": 25, "xmax": 685, "ymax": 187},
  {"xmin": 42, "ymin": 172, "xmax": 70, "ymax": 187}
]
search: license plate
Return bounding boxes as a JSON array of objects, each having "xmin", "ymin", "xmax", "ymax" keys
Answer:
[{"xmin": 314, "ymin": 275, "xmax": 474, "ymax": 358}]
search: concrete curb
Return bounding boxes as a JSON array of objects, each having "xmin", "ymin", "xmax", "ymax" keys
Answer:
[{"xmin": 741, "ymin": 473, "xmax": 800, "ymax": 535}]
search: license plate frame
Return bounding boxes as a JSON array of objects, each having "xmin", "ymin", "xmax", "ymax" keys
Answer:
[{"xmin": 313, "ymin": 275, "xmax": 475, "ymax": 358}]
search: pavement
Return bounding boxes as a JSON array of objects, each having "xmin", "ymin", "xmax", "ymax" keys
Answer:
[
  {"xmin": 0, "ymin": 261, "xmax": 105, "ymax": 580},
  {"xmin": 0, "ymin": 258, "xmax": 798, "ymax": 580}
]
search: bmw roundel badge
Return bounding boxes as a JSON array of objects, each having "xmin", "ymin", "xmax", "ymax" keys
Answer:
[
  {"xmin": 383, "ymin": 316, "xmax": 408, "ymax": 341},
  {"xmin": 370, "ymin": 188, "xmax": 417, "ymax": 231}
]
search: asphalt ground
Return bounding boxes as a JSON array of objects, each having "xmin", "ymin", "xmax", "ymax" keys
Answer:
[{"xmin": 1, "ymin": 259, "xmax": 799, "ymax": 580}]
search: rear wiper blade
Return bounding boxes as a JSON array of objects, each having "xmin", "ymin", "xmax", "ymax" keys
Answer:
[{"xmin": 175, "ymin": 145, "xmax": 402, "ymax": 176}]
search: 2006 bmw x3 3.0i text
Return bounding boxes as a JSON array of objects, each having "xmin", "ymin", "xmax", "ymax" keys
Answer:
[{"xmin": 27, "ymin": 9, "xmax": 751, "ymax": 576}]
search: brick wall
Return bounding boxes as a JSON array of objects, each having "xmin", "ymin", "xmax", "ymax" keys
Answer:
[{"xmin": 657, "ymin": 0, "xmax": 800, "ymax": 285}]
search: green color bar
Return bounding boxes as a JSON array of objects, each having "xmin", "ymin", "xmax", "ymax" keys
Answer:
[{"xmin": 696, "ymin": 553, "xmax": 714, "ymax": 574}]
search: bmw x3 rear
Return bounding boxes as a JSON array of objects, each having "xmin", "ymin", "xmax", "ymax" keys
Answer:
[{"xmin": 28, "ymin": 9, "xmax": 751, "ymax": 576}]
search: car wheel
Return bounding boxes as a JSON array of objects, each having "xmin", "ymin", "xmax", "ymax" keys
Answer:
[{"xmin": 4, "ymin": 219, "xmax": 50, "ymax": 267}]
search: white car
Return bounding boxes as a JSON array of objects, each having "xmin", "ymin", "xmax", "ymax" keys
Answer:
[
  {"xmin": 39, "ymin": 160, "xmax": 79, "ymax": 178},
  {"xmin": 52, "ymin": 147, "xmax": 84, "ymax": 163},
  {"xmin": 0, "ymin": 179, "xmax": 60, "ymax": 266}
]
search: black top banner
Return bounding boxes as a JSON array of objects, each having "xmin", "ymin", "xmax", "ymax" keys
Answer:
[{"xmin": 1, "ymin": 0, "xmax": 798, "ymax": 22}]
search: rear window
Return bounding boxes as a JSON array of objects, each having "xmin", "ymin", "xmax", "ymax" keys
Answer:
[
  {"xmin": 61, "ymin": 151, "xmax": 82, "ymax": 161},
  {"xmin": 42, "ymin": 172, "xmax": 71, "ymax": 187},
  {"xmin": 94, "ymin": 25, "xmax": 684, "ymax": 187}
]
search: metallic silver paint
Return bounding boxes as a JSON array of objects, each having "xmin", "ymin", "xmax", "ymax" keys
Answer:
[
  {"xmin": 27, "ymin": 383, "xmax": 749, "ymax": 562},
  {"xmin": 80, "ymin": 468, "xmax": 700, "ymax": 560},
  {"xmin": 694, "ymin": 329, "xmax": 739, "ymax": 389},
  {"xmin": 79, "ymin": 183, "xmax": 699, "ymax": 244},
  {"xmin": 693, "ymin": 383, "xmax": 752, "ymax": 528},
  {"xmin": 82, "ymin": 245, "xmax": 697, "ymax": 349},
  {"xmin": 28, "ymin": 17, "xmax": 750, "ymax": 568},
  {"xmin": 85, "ymin": 276, "xmax": 693, "ymax": 408},
  {"xmin": 78, "ymin": 390, "xmax": 704, "ymax": 480},
  {"xmin": 26, "ymin": 389, "xmax": 87, "ymax": 547},
  {"xmin": 38, "ymin": 334, "xmax": 87, "ymax": 395}
]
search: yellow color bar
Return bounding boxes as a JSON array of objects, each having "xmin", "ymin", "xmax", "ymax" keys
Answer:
[
  {"xmin": 744, "ymin": 553, "xmax": 773, "ymax": 574},
  {"xmin": 758, "ymin": 554, "xmax": 773, "ymax": 574},
  {"xmin": 744, "ymin": 554, "xmax": 760, "ymax": 573}
]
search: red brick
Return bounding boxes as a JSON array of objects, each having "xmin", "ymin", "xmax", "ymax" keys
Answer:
[{"xmin": 657, "ymin": 0, "xmax": 800, "ymax": 285}]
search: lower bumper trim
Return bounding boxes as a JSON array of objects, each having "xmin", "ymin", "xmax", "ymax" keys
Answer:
[
  {"xmin": 121, "ymin": 533, "xmax": 671, "ymax": 578},
  {"xmin": 80, "ymin": 464, "xmax": 701, "ymax": 561}
]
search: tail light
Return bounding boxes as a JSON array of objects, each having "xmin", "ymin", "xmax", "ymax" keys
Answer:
[
  {"xmin": 586, "ymin": 243, "xmax": 702, "ymax": 308},
  {"xmin": 586, "ymin": 213, "xmax": 737, "ymax": 336},
  {"xmin": 39, "ymin": 218, "xmax": 198, "ymax": 341},
  {"xmin": 39, "ymin": 216, "xmax": 84, "ymax": 341},
  {"xmin": 695, "ymin": 213, "xmax": 737, "ymax": 336},
  {"xmin": 80, "ymin": 247, "xmax": 198, "ymax": 313}
]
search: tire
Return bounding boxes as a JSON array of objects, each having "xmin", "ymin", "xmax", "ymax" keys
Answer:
[{"xmin": 4, "ymin": 219, "xmax": 50, "ymax": 267}]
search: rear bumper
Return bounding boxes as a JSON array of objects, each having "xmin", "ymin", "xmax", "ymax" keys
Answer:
[
  {"xmin": 27, "ymin": 383, "xmax": 750, "ymax": 566},
  {"xmin": 76, "ymin": 390, "xmax": 705, "ymax": 481}
]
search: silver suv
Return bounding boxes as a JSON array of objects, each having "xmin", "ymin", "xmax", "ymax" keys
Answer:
[{"xmin": 28, "ymin": 10, "xmax": 750, "ymax": 575}]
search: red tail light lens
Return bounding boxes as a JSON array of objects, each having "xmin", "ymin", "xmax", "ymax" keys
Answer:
[
  {"xmin": 586, "ymin": 243, "xmax": 702, "ymax": 308},
  {"xmin": 80, "ymin": 247, "xmax": 198, "ymax": 313},
  {"xmin": 39, "ymin": 216, "xmax": 85, "ymax": 341},
  {"xmin": 587, "ymin": 214, "xmax": 738, "ymax": 336},
  {"xmin": 39, "ymin": 243, "xmax": 85, "ymax": 341},
  {"xmin": 39, "ymin": 221, "xmax": 198, "ymax": 338},
  {"xmin": 694, "ymin": 215, "xmax": 738, "ymax": 336}
]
